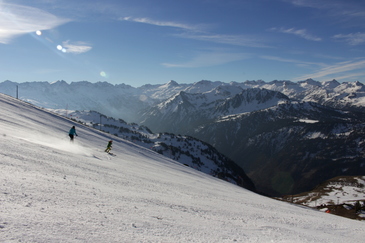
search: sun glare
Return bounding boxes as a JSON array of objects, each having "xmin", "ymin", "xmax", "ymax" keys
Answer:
[{"xmin": 36, "ymin": 30, "xmax": 42, "ymax": 36}]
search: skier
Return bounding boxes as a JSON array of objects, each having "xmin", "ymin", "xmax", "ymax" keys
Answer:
[
  {"xmin": 105, "ymin": 140, "xmax": 113, "ymax": 153},
  {"xmin": 69, "ymin": 126, "xmax": 78, "ymax": 142}
]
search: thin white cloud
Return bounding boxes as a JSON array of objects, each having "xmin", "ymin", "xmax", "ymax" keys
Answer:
[
  {"xmin": 284, "ymin": 0, "xmax": 365, "ymax": 21},
  {"xmin": 312, "ymin": 53, "xmax": 344, "ymax": 60},
  {"xmin": 121, "ymin": 17, "xmax": 201, "ymax": 31},
  {"xmin": 284, "ymin": 0, "xmax": 337, "ymax": 9},
  {"xmin": 175, "ymin": 32, "xmax": 271, "ymax": 48},
  {"xmin": 122, "ymin": 16, "xmax": 270, "ymax": 48},
  {"xmin": 333, "ymin": 72, "xmax": 365, "ymax": 81},
  {"xmin": 62, "ymin": 40, "xmax": 92, "ymax": 54},
  {"xmin": 0, "ymin": 2, "xmax": 70, "ymax": 44},
  {"xmin": 293, "ymin": 58, "xmax": 365, "ymax": 81},
  {"xmin": 270, "ymin": 27, "xmax": 322, "ymax": 41},
  {"xmin": 333, "ymin": 32, "xmax": 365, "ymax": 45},
  {"xmin": 261, "ymin": 55, "xmax": 326, "ymax": 67},
  {"xmin": 162, "ymin": 52, "xmax": 249, "ymax": 68}
]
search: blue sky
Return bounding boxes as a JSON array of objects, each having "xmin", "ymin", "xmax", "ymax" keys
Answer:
[{"xmin": 1, "ymin": 0, "xmax": 365, "ymax": 87}]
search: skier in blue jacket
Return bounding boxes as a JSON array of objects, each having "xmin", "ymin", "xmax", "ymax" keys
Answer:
[{"xmin": 69, "ymin": 126, "xmax": 78, "ymax": 141}]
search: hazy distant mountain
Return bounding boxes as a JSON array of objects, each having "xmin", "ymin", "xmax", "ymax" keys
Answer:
[{"xmin": 0, "ymin": 80, "xmax": 147, "ymax": 122}]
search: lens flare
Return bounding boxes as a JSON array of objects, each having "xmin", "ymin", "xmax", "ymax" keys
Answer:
[
  {"xmin": 56, "ymin": 45, "xmax": 67, "ymax": 53},
  {"xmin": 100, "ymin": 71, "xmax": 107, "ymax": 78}
]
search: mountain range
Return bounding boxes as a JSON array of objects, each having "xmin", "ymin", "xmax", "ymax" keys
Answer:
[{"xmin": 1, "ymin": 79, "xmax": 365, "ymax": 198}]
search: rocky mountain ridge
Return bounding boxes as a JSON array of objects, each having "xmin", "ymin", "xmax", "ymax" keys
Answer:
[
  {"xmin": 139, "ymin": 87, "xmax": 290, "ymax": 135},
  {"xmin": 190, "ymin": 102, "xmax": 365, "ymax": 196}
]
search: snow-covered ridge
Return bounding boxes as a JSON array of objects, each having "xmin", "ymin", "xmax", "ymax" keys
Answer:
[
  {"xmin": 50, "ymin": 109, "xmax": 255, "ymax": 190},
  {"xmin": 278, "ymin": 176, "xmax": 365, "ymax": 220},
  {"xmin": 291, "ymin": 176, "xmax": 365, "ymax": 207}
]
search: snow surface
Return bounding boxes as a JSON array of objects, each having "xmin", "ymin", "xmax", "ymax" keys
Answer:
[
  {"xmin": 298, "ymin": 119, "xmax": 319, "ymax": 124},
  {"xmin": 0, "ymin": 93, "xmax": 364, "ymax": 242}
]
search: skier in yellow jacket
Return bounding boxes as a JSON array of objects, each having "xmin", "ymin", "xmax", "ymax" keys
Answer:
[{"xmin": 105, "ymin": 140, "xmax": 113, "ymax": 153}]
